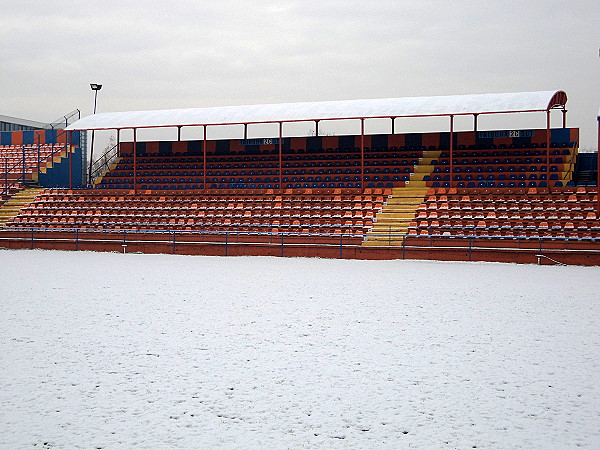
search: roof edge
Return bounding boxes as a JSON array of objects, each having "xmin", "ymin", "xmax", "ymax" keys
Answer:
[{"xmin": 66, "ymin": 90, "xmax": 568, "ymax": 131}]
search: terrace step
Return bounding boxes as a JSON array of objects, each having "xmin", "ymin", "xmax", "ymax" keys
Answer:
[
  {"xmin": 0, "ymin": 188, "xmax": 44, "ymax": 227},
  {"xmin": 362, "ymin": 187, "xmax": 428, "ymax": 246}
]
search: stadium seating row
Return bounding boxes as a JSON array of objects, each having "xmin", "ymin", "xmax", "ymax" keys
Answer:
[
  {"xmin": 407, "ymin": 187, "xmax": 600, "ymax": 239},
  {"xmin": 6, "ymin": 188, "xmax": 382, "ymax": 234}
]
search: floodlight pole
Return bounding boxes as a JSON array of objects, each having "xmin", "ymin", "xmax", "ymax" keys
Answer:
[{"xmin": 88, "ymin": 83, "xmax": 102, "ymax": 186}]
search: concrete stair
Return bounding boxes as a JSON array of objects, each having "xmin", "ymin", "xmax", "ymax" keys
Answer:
[
  {"xmin": 362, "ymin": 186, "xmax": 428, "ymax": 246},
  {"xmin": 92, "ymin": 158, "xmax": 121, "ymax": 187},
  {"xmin": 0, "ymin": 187, "xmax": 44, "ymax": 228},
  {"xmin": 30, "ymin": 148, "xmax": 71, "ymax": 182},
  {"xmin": 362, "ymin": 151, "xmax": 439, "ymax": 246}
]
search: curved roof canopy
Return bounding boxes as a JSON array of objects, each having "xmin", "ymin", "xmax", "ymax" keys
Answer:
[{"xmin": 66, "ymin": 90, "xmax": 567, "ymax": 131}]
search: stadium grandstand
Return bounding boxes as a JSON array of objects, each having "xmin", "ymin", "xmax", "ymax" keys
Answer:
[{"xmin": 0, "ymin": 91, "xmax": 599, "ymax": 265}]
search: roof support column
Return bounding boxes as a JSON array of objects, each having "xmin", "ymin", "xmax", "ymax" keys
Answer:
[
  {"xmin": 115, "ymin": 128, "xmax": 120, "ymax": 190},
  {"xmin": 315, "ymin": 120, "xmax": 319, "ymax": 137},
  {"xmin": 391, "ymin": 117, "xmax": 395, "ymax": 135},
  {"xmin": 473, "ymin": 114, "xmax": 479, "ymax": 132},
  {"xmin": 449, "ymin": 115, "xmax": 454, "ymax": 189},
  {"xmin": 177, "ymin": 126, "xmax": 182, "ymax": 141},
  {"xmin": 244, "ymin": 124, "xmax": 248, "ymax": 140},
  {"xmin": 68, "ymin": 130, "xmax": 72, "ymax": 189},
  {"xmin": 279, "ymin": 122, "xmax": 283, "ymax": 191},
  {"xmin": 361, "ymin": 118, "xmax": 365, "ymax": 192},
  {"xmin": 203, "ymin": 125, "xmax": 207, "ymax": 191},
  {"xmin": 546, "ymin": 110, "xmax": 551, "ymax": 192},
  {"xmin": 133, "ymin": 128, "xmax": 137, "ymax": 195},
  {"xmin": 596, "ymin": 113, "xmax": 599, "ymax": 215}
]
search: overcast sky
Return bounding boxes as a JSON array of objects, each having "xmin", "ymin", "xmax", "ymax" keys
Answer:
[{"xmin": 2, "ymin": 0, "xmax": 599, "ymax": 148}]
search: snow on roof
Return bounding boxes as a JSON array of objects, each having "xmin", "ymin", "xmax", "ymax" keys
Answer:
[{"xmin": 66, "ymin": 90, "xmax": 567, "ymax": 131}]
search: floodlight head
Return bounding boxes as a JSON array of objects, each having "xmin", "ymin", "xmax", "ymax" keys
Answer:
[{"xmin": 90, "ymin": 83, "xmax": 102, "ymax": 91}]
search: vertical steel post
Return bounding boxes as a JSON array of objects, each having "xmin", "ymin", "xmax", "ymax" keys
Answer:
[
  {"xmin": 546, "ymin": 110, "xmax": 551, "ymax": 192},
  {"xmin": 473, "ymin": 113, "xmax": 478, "ymax": 132},
  {"xmin": 68, "ymin": 130, "xmax": 73, "ymax": 189},
  {"xmin": 37, "ymin": 134, "xmax": 40, "ymax": 176},
  {"xmin": 562, "ymin": 109, "xmax": 567, "ymax": 128},
  {"xmin": 469, "ymin": 236, "xmax": 473, "ymax": 261},
  {"xmin": 315, "ymin": 120, "xmax": 319, "ymax": 136},
  {"xmin": 361, "ymin": 118, "xmax": 365, "ymax": 191},
  {"xmin": 244, "ymin": 124, "xmax": 248, "ymax": 140},
  {"xmin": 279, "ymin": 122, "xmax": 283, "ymax": 190},
  {"xmin": 391, "ymin": 117, "xmax": 395, "ymax": 135},
  {"xmin": 133, "ymin": 128, "xmax": 137, "ymax": 194},
  {"xmin": 4, "ymin": 157, "xmax": 7, "ymax": 200},
  {"xmin": 116, "ymin": 129, "xmax": 120, "ymax": 187},
  {"xmin": 597, "ymin": 112, "xmax": 600, "ymax": 215},
  {"xmin": 21, "ymin": 144, "xmax": 26, "ymax": 185},
  {"xmin": 89, "ymin": 130, "xmax": 95, "ymax": 184},
  {"xmin": 88, "ymin": 89, "xmax": 99, "ymax": 185},
  {"xmin": 177, "ymin": 126, "xmax": 182, "ymax": 141},
  {"xmin": 449, "ymin": 115, "xmax": 454, "ymax": 188},
  {"xmin": 203, "ymin": 125, "xmax": 207, "ymax": 190}
]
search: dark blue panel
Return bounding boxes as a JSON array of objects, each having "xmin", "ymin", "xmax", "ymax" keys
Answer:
[
  {"xmin": 38, "ymin": 147, "xmax": 84, "ymax": 188},
  {"xmin": 23, "ymin": 130, "xmax": 34, "ymax": 145},
  {"xmin": 72, "ymin": 130, "xmax": 81, "ymax": 146},
  {"xmin": 338, "ymin": 135, "xmax": 355, "ymax": 149},
  {"xmin": 405, "ymin": 133, "xmax": 422, "ymax": 148},
  {"xmin": 282, "ymin": 137, "xmax": 291, "ymax": 153},
  {"xmin": 188, "ymin": 140, "xmax": 202, "ymax": 155},
  {"xmin": 1, "ymin": 131, "xmax": 11, "ymax": 146},
  {"xmin": 45, "ymin": 129, "xmax": 57, "ymax": 145},
  {"xmin": 306, "ymin": 136, "xmax": 322, "ymax": 151},
  {"xmin": 215, "ymin": 140, "xmax": 230, "ymax": 155},
  {"xmin": 371, "ymin": 134, "xmax": 388, "ymax": 149},
  {"xmin": 159, "ymin": 141, "xmax": 173, "ymax": 155},
  {"xmin": 551, "ymin": 128, "xmax": 570, "ymax": 145}
]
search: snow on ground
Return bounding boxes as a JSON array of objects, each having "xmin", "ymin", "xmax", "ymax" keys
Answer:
[{"xmin": 1, "ymin": 249, "xmax": 599, "ymax": 449}]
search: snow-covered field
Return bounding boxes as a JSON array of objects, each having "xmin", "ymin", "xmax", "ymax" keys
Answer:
[{"xmin": 1, "ymin": 249, "xmax": 599, "ymax": 449}]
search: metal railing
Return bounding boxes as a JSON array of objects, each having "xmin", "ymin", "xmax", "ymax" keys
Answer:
[
  {"xmin": 46, "ymin": 110, "xmax": 80, "ymax": 130},
  {"xmin": 1, "ymin": 134, "xmax": 71, "ymax": 200},
  {"xmin": 90, "ymin": 143, "xmax": 119, "ymax": 185},
  {"xmin": 0, "ymin": 227, "xmax": 598, "ymax": 263},
  {"xmin": 535, "ymin": 254, "xmax": 566, "ymax": 266}
]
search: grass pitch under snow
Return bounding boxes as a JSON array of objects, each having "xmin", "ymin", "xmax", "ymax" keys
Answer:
[{"xmin": 1, "ymin": 249, "xmax": 599, "ymax": 449}]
